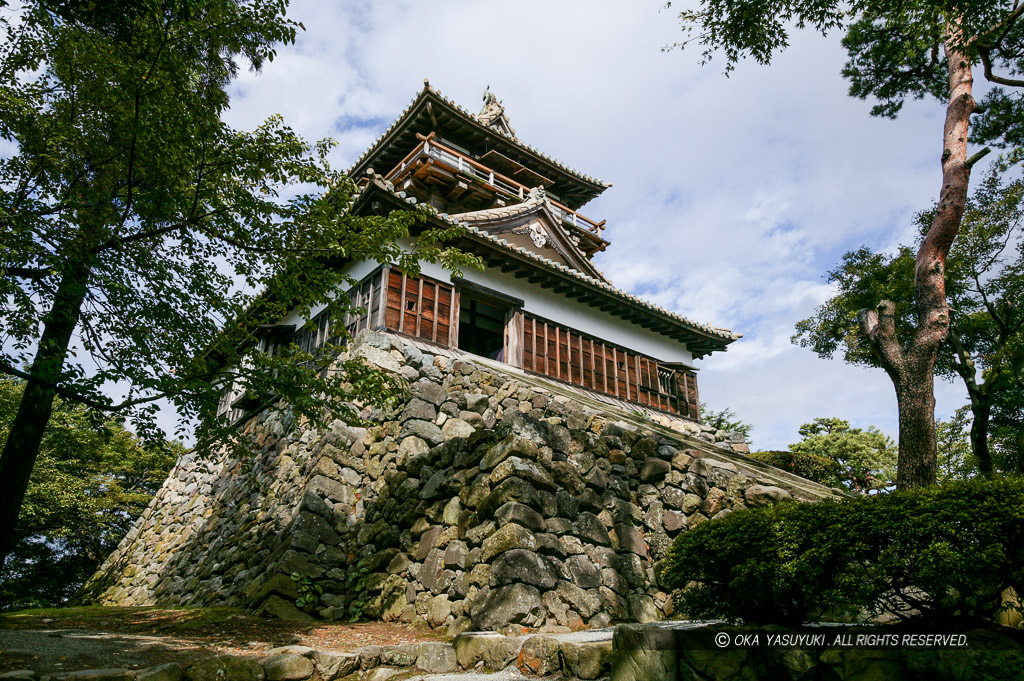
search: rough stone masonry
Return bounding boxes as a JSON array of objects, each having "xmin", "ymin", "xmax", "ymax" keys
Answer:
[{"xmin": 82, "ymin": 331, "xmax": 840, "ymax": 633}]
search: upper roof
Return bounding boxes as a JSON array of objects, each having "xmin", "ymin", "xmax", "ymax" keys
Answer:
[{"xmin": 348, "ymin": 82, "xmax": 611, "ymax": 210}]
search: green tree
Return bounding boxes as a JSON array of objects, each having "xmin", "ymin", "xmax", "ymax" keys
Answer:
[
  {"xmin": 0, "ymin": 1, "xmax": 477, "ymax": 565},
  {"xmin": 700, "ymin": 402, "xmax": 754, "ymax": 441},
  {"xmin": 669, "ymin": 0, "xmax": 1024, "ymax": 488},
  {"xmin": 788, "ymin": 417, "xmax": 897, "ymax": 492},
  {"xmin": 0, "ymin": 378, "xmax": 178, "ymax": 610},
  {"xmin": 935, "ymin": 406, "xmax": 976, "ymax": 482},
  {"xmin": 793, "ymin": 167, "xmax": 1024, "ymax": 476}
]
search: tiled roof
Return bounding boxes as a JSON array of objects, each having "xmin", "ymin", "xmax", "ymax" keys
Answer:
[
  {"xmin": 346, "ymin": 82, "xmax": 611, "ymax": 193},
  {"xmin": 451, "ymin": 196, "xmax": 612, "ymax": 284},
  {"xmin": 357, "ymin": 172, "xmax": 740, "ymax": 346}
]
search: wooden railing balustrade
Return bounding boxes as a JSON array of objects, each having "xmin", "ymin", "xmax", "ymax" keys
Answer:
[{"xmin": 385, "ymin": 135, "xmax": 606, "ymax": 235}]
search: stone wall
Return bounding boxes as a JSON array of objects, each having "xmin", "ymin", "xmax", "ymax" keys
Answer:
[{"xmin": 83, "ymin": 332, "xmax": 840, "ymax": 633}]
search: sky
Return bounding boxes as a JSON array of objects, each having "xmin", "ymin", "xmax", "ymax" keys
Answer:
[{"xmin": 215, "ymin": 0, "xmax": 973, "ymax": 451}]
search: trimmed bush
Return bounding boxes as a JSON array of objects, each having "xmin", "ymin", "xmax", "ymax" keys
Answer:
[
  {"xmin": 748, "ymin": 450, "xmax": 843, "ymax": 487},
  {"xmin": 660, "ymin": 478, "xmax": 1024, "ymax": 625}
]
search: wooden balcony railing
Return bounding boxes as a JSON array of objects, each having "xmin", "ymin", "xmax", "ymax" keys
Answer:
[{"xmin": 385, "ymin": 134, "xmax": 606, "ymax": 235}]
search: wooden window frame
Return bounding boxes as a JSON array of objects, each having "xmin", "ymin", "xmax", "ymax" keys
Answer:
[{"xmin": 521, "ymin": 312, "xmax": 699, "ymax": 419}]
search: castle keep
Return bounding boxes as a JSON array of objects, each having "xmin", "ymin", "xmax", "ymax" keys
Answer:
[
  {"xmin": 220, "ymin": 82, "xmax": 738, "ymax": 426},
  {"xmin": 84, "ymin": 86, "xmax": 840, "ymax": 631}
]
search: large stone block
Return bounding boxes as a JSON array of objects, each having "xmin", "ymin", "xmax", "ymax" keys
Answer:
[
  {"xmin": 745, "ymin": 484, "xmax": 793, "ymax": 506},
  {"xmin": 481, "ymin": 522, "xmax": 537, "ymax": 561},
  {"xmin": 491, "ymin": 549, "xmax": 559, "ymax": 590},
  {"xmin": 454, "ymin": 632, "xmax": 524, "ymax": 671},
  {"xmin": 519, "ymin": 636, "xmax": 562, "ymax": 676},
  {"xmin": 400, "ymin": 398, "xmax": 437, "ymax": 423},
  {"xmin": 573, "ymin": 512, "xmax": 610, "ymax": 546},
  {"xmin": 489, "ymin": 456, "xmax": 556, "ymax": 491},
  {"xmin": 414, "ymin": 642, "xmax": 457, "ymax": 673},
  {"xmin": 565, "ymin": 554, "xmax": 603, "ymax": 589},
  {"xmin": 610, "ymin": 626, "xmax": 680, "ymax": 681},
  {"xmin": 186, "ymin": 657, "xmax": 265, "ymax": 681},
  {"xmin": 561, "ymin": 639, "xmax": 613, "ymax": 680},
  {"xmin": 410, "ymin": 380, "xmax": 448, "ymax": 406},
  {"xmin": 260, "ymin": 655, "xmax": 314, "ymax": 681},
  {"xmin": 311, "ymin": 652, "xmax": 359, "ymax": 681},
  {"xmin": 471, "ymin": 583, "xmax": 545, "ymax": 630},
  {"xmin": 480, "ymin": 477, "xmax": 539, "ymax": 515},
  {"xmin": 401, "ymin": 419, "xmax": 444, "ymax": 446},
  {"xmin": 494, "ymin": 501, "xmax": 546, "ymax": 532}
]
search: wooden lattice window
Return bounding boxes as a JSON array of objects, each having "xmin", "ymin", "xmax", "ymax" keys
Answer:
[
  {"xmin": 384, "ymin": 269, "xmax": 454, "ymax": 345},
  {"xmin": 522, "ymin": 314, "xmax": 699, "ymax": 419}
]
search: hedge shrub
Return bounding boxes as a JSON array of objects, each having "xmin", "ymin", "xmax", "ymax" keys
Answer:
[
  {"xmin": 660, "ymin": 478, "xmax": 1024, "ymax": 625},
  {"xmin": 748, "ymin": 450, "xmax": 843, "ymax": 487}
]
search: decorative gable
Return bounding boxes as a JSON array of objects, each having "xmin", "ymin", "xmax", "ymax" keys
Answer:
[
  {"xmin": 451, "ymin": 188, "xmax": 608, "ymax": 282},
  {"xmin": 476, "ymin": 86, "xmax": 517, "ymax": 138}
]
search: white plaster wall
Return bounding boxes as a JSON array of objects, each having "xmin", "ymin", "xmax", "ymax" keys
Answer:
[
  {"xmin": 275, "ymin": 254, "xmax": 694, "ymax": 367},
  {"xmin": 279, "ymin": 259, "xmax": 382, "ymax": 327},
  {"xmin": 417, "ymin": 260, "xmax": 694, "ymax": 366}
]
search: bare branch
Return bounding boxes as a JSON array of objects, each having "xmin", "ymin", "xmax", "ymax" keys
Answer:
[
  {"xmin": 858, "ymin": 300, "xmax": 906, "ymax": 381},
  {"xmin": 979, "ymin": 46, "xmax": 1024, "ymax": 86},
  {"xmin": 965, "ymin": 147, "xmax": 991, "ymax": 168},
  {"xmin": 3, "ymin": 267, "xmax": 51, "ymax": 279}
]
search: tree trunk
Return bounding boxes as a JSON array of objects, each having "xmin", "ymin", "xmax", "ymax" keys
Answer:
[
  {"xmin": 946, "ymin": 328, "xmax": 994, "ymax": 476},
  {"xmin": 895, "ymin": 372, "xmax": 938, "ymax": 489},
  {"xmin": 0, "ymin": 257, "xmax": 92, "ymax": 568},
  {"xmin": 969, "ymin": 398, "xmax": 993, "ymax": 476},
  {"xmin": 858, "ymin": 29, "xmax": 976, "ymax": 489}
]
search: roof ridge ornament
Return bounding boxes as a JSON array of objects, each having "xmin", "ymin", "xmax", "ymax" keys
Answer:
[
  {"xmin": 528, "ymin": 185, "xmax": 546, "ymax": 202},
  {"xmin": 477, "ymin": 85, "xmax": 518, "ymax": 139}
]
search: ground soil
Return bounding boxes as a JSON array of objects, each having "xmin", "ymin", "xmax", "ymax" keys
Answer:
[{"xmin": 0, "ymin": 607, "xmax": 446, "ymax": 674}]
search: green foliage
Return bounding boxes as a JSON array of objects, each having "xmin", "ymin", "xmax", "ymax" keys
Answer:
[
  {"xmin": 671, "ymin": 0, "xmax": 1024, "ymax": 491},
  {"xmin": 788, "ymin": 417, "xmax": 897, "ymax": 491},
  {"xmin": 748, "ymin": 450, "xmax": 843, "ymax": 487},
  {"xmin": 290, "ymin": 573, "xmax": 322, "ymax": 611},
  {"xmin": 344, "ymin": 563, "xmax": 370, "ymax": 622},
  {"xmin": 936, "ymin": 406, "xmax": 977, "ymax": 483},
  {"xmin": 700, "ymin": 402, "xmax": 754, "ymax": 441},
  {"xmin": 661, "ymin": 478, "xmax": 1024, "ymax": 625},
  {"xmin": 0, "ymin": 379, "xmax": 178, "ymax": 610},
  {"xmin": 792, "ymin": 167, "xmax": 1024, "ymax": 473},
  {"xmin": 0, "ymin": 0, "xmax": 479, "ymax": 449},
  {"xmin": 669, "ymin": 0, "xmax": 1023, "ymax": 134}
]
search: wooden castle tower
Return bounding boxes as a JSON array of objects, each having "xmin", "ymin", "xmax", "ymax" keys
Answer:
[{"xmin": 220, "ymin": 82, "xmax": 739, "ymax": 424}]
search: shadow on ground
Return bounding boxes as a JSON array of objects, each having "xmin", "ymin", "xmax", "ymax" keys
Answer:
[{"xmin": 0, "ymin": 606, "xmax": 444, "ymax": 673}]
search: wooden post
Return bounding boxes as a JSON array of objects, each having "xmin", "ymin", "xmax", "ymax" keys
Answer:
[
  {"xmin": 566, "ymin": 329, "xmax": 572, "ymax": 384},
  {"xmin": 589, "ymin": 338, "xmax": 596, "ymax": 390},
  {"xmin": 578, "ymin": 335, "xmax": 585, "ymax": 388},
  {"xmin": 555, "ymin": 327, "xmax": 561, "ymax": 380},
  {"xmin": 630, "ymin": 356, "xmax": 638, "ymax": 403},
  {"xmin": 506, "ymin": 309, "xmax": 524, "ymax": 368},
  {"xmin": 377, "ymin": 267, "xmax": 389, "ymax": 329},
  {"xmin": 414, "ymin": 278, "xmax": 424, "ymax": 338},
  {"xmin": 531, "ymin": 318, "xmax": 537, "ymax": 371},
  {"xmin": 692, "ymin": 373, "xmax": 700, "ymax": 421},
  {"xmin": 601, "ymin": 344, "xmax": 609, "ymax": 394},
  {"xmin": 543, "ymin": 322, "xmax": 549, "ymax": 376},
  {"xmin": 398, "ymin": 274, "xmax": 408, "ymax": 333},
  {"xmin": 365, "ymin": 283, "xmax": 372, "ymax": 331},
  {"xmin": 449, "ymin": 288, "xmax": 460, "ymax": 348}
]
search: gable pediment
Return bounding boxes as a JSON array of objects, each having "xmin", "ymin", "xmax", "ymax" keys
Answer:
[{"xmin": 451, "ymin": 201, "xmax": 606, "ymax": 281}]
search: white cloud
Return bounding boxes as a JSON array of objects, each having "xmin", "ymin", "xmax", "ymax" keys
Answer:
[{"xmin": 210, "ymin": 0, "xmax": 976, "ymax": 449}]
